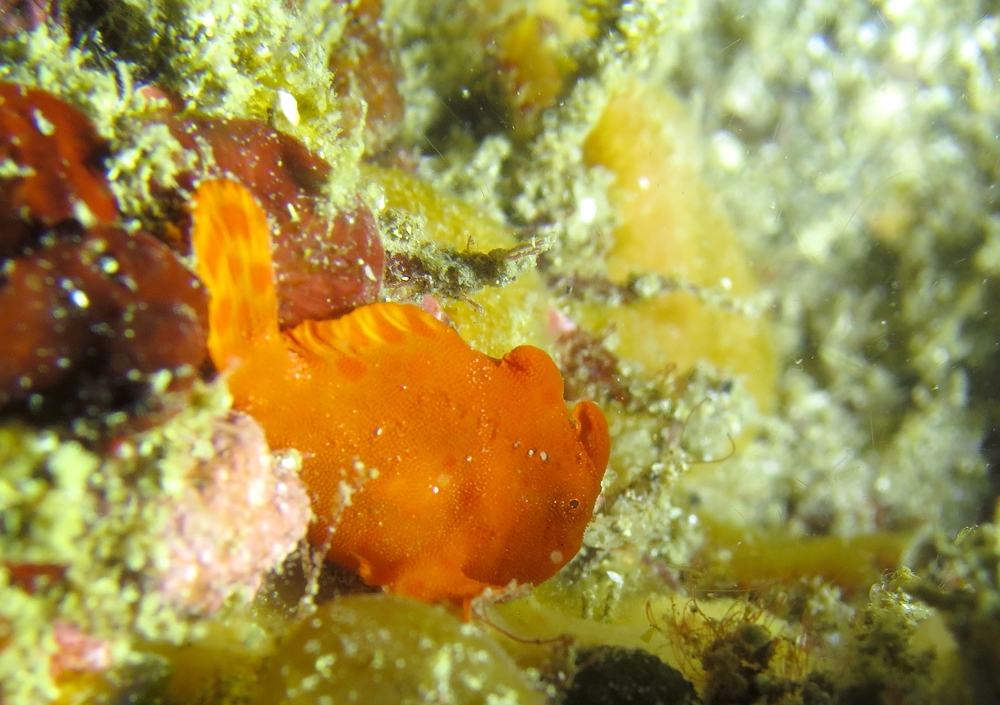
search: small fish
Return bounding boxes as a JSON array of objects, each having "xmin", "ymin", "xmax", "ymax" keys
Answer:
[{"xmin": 191, "ymin": 178, "xmax": 610, "ymax": 609}]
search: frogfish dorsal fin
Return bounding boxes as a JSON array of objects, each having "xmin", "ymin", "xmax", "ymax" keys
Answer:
[
  {"xmin": 190, "ymin": 178, "xmax": 280, "ymax": 368},
  {"xmin": 284, "ymin": 301, "xmax": 445, "ymax": 366}
]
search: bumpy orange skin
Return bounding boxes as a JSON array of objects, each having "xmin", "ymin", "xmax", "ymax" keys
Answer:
[{"xmin": 191, "ymin": 179, "xmax": 610, "ymax": 608}]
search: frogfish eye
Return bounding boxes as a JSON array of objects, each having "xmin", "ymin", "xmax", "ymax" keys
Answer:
[{"xmin": 569, "ymin": 499, "xmax": 580, "ymax": 509}]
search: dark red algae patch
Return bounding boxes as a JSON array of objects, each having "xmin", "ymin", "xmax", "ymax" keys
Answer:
[
  {"xmin": 0, "ymin": 225, "xmax": 207, "ymax": 411},
  {"xmin": 0, "ymin": 81, "xmax": 117, "ymax": 258},
  {"xmin": 0, "ymin": 81, "xmax": 208, "ymax": 428},
  {"xmin": 164, "ymin": 115, "xmax": 385, "ymax": 330}
]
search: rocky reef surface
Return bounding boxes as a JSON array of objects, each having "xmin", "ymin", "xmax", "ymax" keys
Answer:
[{"xmin": 2, "ymin": 1, "xmax": 1000, "ymax": 704}]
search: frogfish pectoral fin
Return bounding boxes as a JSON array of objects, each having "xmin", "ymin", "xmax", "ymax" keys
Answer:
[
  {"xmin": 389, "ymin": 556, "xmax": 493, "ymax": 610},
  {"xmin": 357, "ymin": 551, "xmax": 491, "ymax": 614}
]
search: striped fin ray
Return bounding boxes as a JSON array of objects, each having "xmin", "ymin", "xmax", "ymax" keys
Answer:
[
  {"xmin": 190, "ymin": 178, "xmax": 280, "ymax": 369},
  {"xmin": 284, "ymin": 302, "xmax": 444, "ymax": 367}
]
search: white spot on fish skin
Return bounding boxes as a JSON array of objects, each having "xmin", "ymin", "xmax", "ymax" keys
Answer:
[
  {"xmin": 539, "ymin": 451, "xmax": 548, "ymax": 461},
  {"xmin": 549, "ymin": 550, "xmax": 563, "ymax": 564},
  {"xmin": 527, "ymin": 449, "xmax": 535, "ymax": 457}
]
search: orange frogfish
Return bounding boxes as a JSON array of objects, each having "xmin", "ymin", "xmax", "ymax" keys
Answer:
[{"xmin": 190, "ymin": 178, "xmax": 610, "ymax": 608}]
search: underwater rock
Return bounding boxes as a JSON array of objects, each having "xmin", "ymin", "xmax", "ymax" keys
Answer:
[
  {"xmin": 909, "ymin": 525, "xmax": 1000, "ymax": 705},
  {"xmin": 565, "ymin": 646, "xmax": 698, "ymax": 705},
  {"xmin": 0, "ymin": 386, "xmax": 310, "ymax": 703}
]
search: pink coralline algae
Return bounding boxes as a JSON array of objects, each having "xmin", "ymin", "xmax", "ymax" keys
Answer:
[
  {"xmin": 148, "ymin": 411, "xmax": 310, "ymax": 616},
  {"xmin": 50, "ymin": 622, "xmax": 114, "ymax": 677}
]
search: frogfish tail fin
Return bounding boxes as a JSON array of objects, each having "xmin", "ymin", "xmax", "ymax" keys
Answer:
[{"xmin": 190, "ymin": 178, "xmax": 280, "ymax": 369}]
